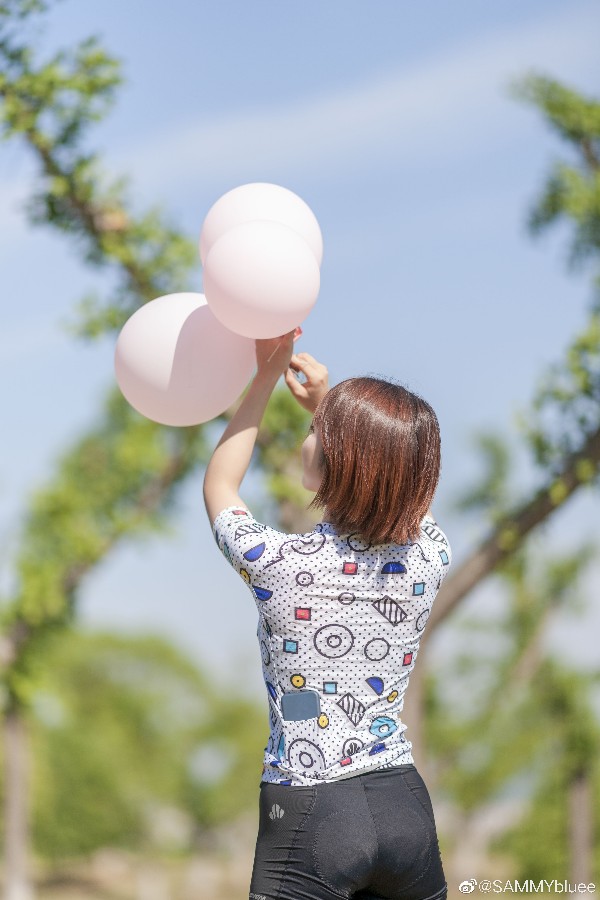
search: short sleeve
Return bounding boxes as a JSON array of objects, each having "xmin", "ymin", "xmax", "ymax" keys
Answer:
[
  {"xmin": 421, "ymin": 516, "xmax": 452, "ymax": 575},
  {"xmin": 211, "ymin": 506, "xmax": 288, "ymax": 599}
]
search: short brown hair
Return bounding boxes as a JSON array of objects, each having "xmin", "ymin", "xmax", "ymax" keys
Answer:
[{"xmin": 310, "ymin": 377, "xmax": 441, "ymax": 546}]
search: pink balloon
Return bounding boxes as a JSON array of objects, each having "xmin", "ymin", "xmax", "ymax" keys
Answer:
[
  {"xmin": 114, "ymin": 292, "xmax": 256, "ymax": 426},
  {"xmin": 203, "ymin": 220, "xmax": 320, "ymax": 339},
  {"xmin": 200, "ymin": 182, "xmax": 323, "ymax": 266}
]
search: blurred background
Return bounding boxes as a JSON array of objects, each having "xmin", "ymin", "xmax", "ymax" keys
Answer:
[{"xmin": 1, "ymin": 1, "xmax": 599, "ymax": 897}]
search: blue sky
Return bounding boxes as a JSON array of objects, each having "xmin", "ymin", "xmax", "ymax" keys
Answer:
[{"xmin": 1, "ymin": 0, "xmax": 599, "ymax": 694}]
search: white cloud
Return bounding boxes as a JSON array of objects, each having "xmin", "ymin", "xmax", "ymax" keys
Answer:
[{"xmin": 115, "ymin": 2, "xmax": 599, "ymax": 190}]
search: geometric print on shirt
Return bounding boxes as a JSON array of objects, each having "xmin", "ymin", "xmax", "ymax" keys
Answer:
[{"xmin": 212, "ymin": 507, "xmax": 452, "ymax": 786}]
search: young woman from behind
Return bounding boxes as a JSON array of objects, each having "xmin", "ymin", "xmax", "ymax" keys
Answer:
[{"xmin": 203, "ymin": 332, "xmax": 451, "ymax": 900}]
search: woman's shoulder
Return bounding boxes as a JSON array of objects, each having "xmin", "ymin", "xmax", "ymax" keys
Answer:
[
  {"xmin": 212, "ymin": 504, "xmax": 319, "ymax": 544},
  {"xmin": 362, "ymin": 516, "xmax": 451, "ymax": 560},
  {"xmin": 418, "ymin": 516, "xmax": 451, "ymax": 569},
  {"xmin": 420, "ymin": 514, "xmax": 450, "ymax": 543}
]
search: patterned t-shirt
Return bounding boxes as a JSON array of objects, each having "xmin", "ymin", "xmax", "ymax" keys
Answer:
[{"xmin": 212, "ymin": 506, "xmax": 451, "ymax": 786}]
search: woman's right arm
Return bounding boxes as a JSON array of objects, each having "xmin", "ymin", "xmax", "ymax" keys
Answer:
[{"xmin": 284, "ymin": 352, "xmax": 329, "ymax": 413}]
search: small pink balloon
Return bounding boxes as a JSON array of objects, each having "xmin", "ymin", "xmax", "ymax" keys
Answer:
[
  {"xmin": 203, "ymin": 220, "xmax": 320, "ymax": 339},
  {"xmin": 114, "ymin": 292, "xmax": 256, "ymax": 426},
  {"xmin": 200, "ymin": 182, "xmax": 323, "ymax": 266}
]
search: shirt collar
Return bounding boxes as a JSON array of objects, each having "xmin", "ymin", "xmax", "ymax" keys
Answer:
[{"xmin": 315, "ymin": 521, "xmax": 338, "ymax": 535}]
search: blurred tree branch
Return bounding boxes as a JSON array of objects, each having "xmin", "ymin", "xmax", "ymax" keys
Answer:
[
  {"xmin": 427, "ymin": 74, "xmax": 600, "ymax": 637},
  {"xmin": 407, "ymin": 81, "xmax": 600, "ymax": 827},
  {"xmin": 427, "ymin": 423, "xmax": 600, "ymax": 632}
]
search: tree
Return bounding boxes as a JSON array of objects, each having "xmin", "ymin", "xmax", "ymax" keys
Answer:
[
  {"xmin": 26, "ymin": 628, "xmax": 266, "ymax": 859},
  {"xmin": 427, "ymin": 74, "xmax": 600, "ymax": 623},
  {"xmin": 0, "ymin": 4, "xmax": 310, "ymax": 896},
  {"xmin": 395, "ymin": 74, "xmax": 600, "ymax": 885},
  {"xmin": 423, "ymin": 515, "xmax": 600, "ymax": 882},
  {"xmin": 406, "ymin": 73, "xmax": 600, "ymax": 761}
]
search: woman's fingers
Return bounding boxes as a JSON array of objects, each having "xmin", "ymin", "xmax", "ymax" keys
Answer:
[
  {"xmin": 284, "ymin": 366, "xmax": 308, "ymax": 400},
  {"xmin": 289, "ymin": 353, "xmax": 323, "ymax": 379},
  {"xmin": 291, "ymin": 354, "xmax": 328, "ymax": 385},
  {"xmin": 284, "ymin": 366, "xmax": 300, "ymax": 389},
  {"xmin": 288, "ymin": 355, "xmax": 305, "ymax": 373},
  {"xmin": 284, "ymin": 351, "xmax": 329, "ymax": 413},
  {"xmin": 290, "ymin": 352, "xmax": 318, "ymax": 369}
]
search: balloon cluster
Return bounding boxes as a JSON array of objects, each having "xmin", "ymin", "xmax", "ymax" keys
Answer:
[{"xmin": 115, "ymin": 183, "xmax": 322, "ymax": 426}]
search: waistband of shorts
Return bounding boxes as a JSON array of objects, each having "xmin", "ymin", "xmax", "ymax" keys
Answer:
[{"xmin": 260, "ymin": 762, "xmax": 418, "ymax": 789}]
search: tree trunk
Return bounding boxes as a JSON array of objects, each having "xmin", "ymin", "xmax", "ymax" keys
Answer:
[
  {"xmin": 568, "ymin": 768, "xmax": 592, "ymax": 886},
  {"xmin": 3, "ymin": 707, "xmax": 34, "ymax": 900}
]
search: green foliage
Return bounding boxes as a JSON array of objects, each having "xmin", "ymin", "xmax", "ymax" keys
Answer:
[
  {"xmin": 34, "ymin": 727, "xmax": 143, "ymax": 858},
  {"xmin": 511, "ymin": 75, "xmax": 600, "ymax": 267},
  {"xmin": 0, "ymin": 38, "xmax": 122, "ymax": 148},
  {"xmin": 2, "ymin": 391, "xmax": 208, "ymax": 707},
  {"xmin": 493, "ymin": 761, "xmax": 571, "ymax": 881},
  {"xmin": 0, "ymin": 0, "xmax": 47, "ymax": 22},
  {"xmin": 0, "ymin": 11, "xmax": 309, "ymax": 696},
  {"xmin": 257, "ymin": 387, "xmax": 315, "ymax": 512},
  {"xmin": 0, "ymin": 10, "xmax": 303, "ymax": 732},
  {"xmin": 0, "ymin": 16, "xmax": 199, "ymax": 336},
  {"xmin": 26, "ymin": 628, "xmax": 266, "ymax": 859},
  {"xmin": 427, "ymin": 546, "xmax": 599, "ymax": 816},
  {"xmin": 521, "ymin": 309, "xmax": 600, "ymax": 469},
  {"xmin": 491, "ymin": 665, "xmax": 600, "ymax": 882},
  {"xmin": 430, "ymin": 416, "xmax": 600, "ymax": 866},
  {"xmin": 260, "ymin": 387, "xmax": 311, "ymax": 454},
  {"xmin": 511, "ymin": 75, "xmax": 600, "ymax": 472}
]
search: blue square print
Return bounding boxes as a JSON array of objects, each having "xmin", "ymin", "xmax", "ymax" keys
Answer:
[
  {"xmin": 323, "ymin": 681, "xmax": 337, "ymax": 694},
  {"xmin": 439, "ymin": 550, "xmax": 449, "ymax": 565},
  {"xmin": 284, "ymin": 639, "xmax": 298, "ymax": 653},
  {"xmin": 412, "ymin": 582, "xmax": 425, "ymax": 596}
]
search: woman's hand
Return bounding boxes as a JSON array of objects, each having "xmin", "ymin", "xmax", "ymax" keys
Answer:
[
  {"xmin": 284, "ymin": 352, "xmax": 329, "ymax": 413},
  {"xmin": 255, "ymin": 332, "xmax": 295, "ymax": 380}
]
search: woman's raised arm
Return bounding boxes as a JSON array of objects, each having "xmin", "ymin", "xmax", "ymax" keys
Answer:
[{"xmin": 203, "ymin": 333, "xmax": 294, "ymax": 525}]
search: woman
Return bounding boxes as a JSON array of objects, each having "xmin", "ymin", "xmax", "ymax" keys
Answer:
[{"xmin": 203, "ymin": 332, "xmax": 451, "ymax": 900}]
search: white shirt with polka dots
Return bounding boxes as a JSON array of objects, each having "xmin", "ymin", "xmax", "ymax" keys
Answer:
[{"xmin": 212, "ymin": 507, "xmax": 451, "ymax": 786}]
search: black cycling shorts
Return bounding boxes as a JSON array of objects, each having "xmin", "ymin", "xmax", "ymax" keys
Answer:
[{"xmin": 249, "ymin": 763, "xmax": 447, "ymax": 900}]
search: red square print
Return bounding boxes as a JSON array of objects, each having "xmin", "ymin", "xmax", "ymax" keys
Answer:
[
  {"xmin": 342, "ymin": 561, "xmax": 358, "ymax": 575},
  {"xmin": 232, "ymin": 509, "xmax": 248, "ymax": 516},
  {"xmin": 340, "ymin": 756, "xmax": 352, "ymax": 766},
  {"xmin": 403, "ymin": 652, "xmax": 413, "ymax": 667},
  {"xmin": 295, "ymin": 607, "xmax": 311, "ymax": 620}
]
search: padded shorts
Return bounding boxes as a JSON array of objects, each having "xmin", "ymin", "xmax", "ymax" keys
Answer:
[{"xmin": 249, "ymin": 764, "xmax": 447, "ymax": 900}]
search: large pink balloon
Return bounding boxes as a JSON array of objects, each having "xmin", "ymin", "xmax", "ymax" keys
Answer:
[
  {"xmin": 203, "ymin": 220, "xmax": 320, "ymax": 339},
  {"xmin": 200, "ymin": 182, "xmax": 323, "ymax": 266},
  {"xmin": 114, "ymin": 292, "xmax": 256, "ymax": 426}
]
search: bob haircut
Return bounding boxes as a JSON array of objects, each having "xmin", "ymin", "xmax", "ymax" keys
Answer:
[{"xmin": 310, "ymin": 377, "xmax": 441, "ymax": 546}]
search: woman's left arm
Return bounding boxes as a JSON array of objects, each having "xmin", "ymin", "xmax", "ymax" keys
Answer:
[{"xmin": 203, "ymin": 332, "xmax": 294, "ymax": 525}]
